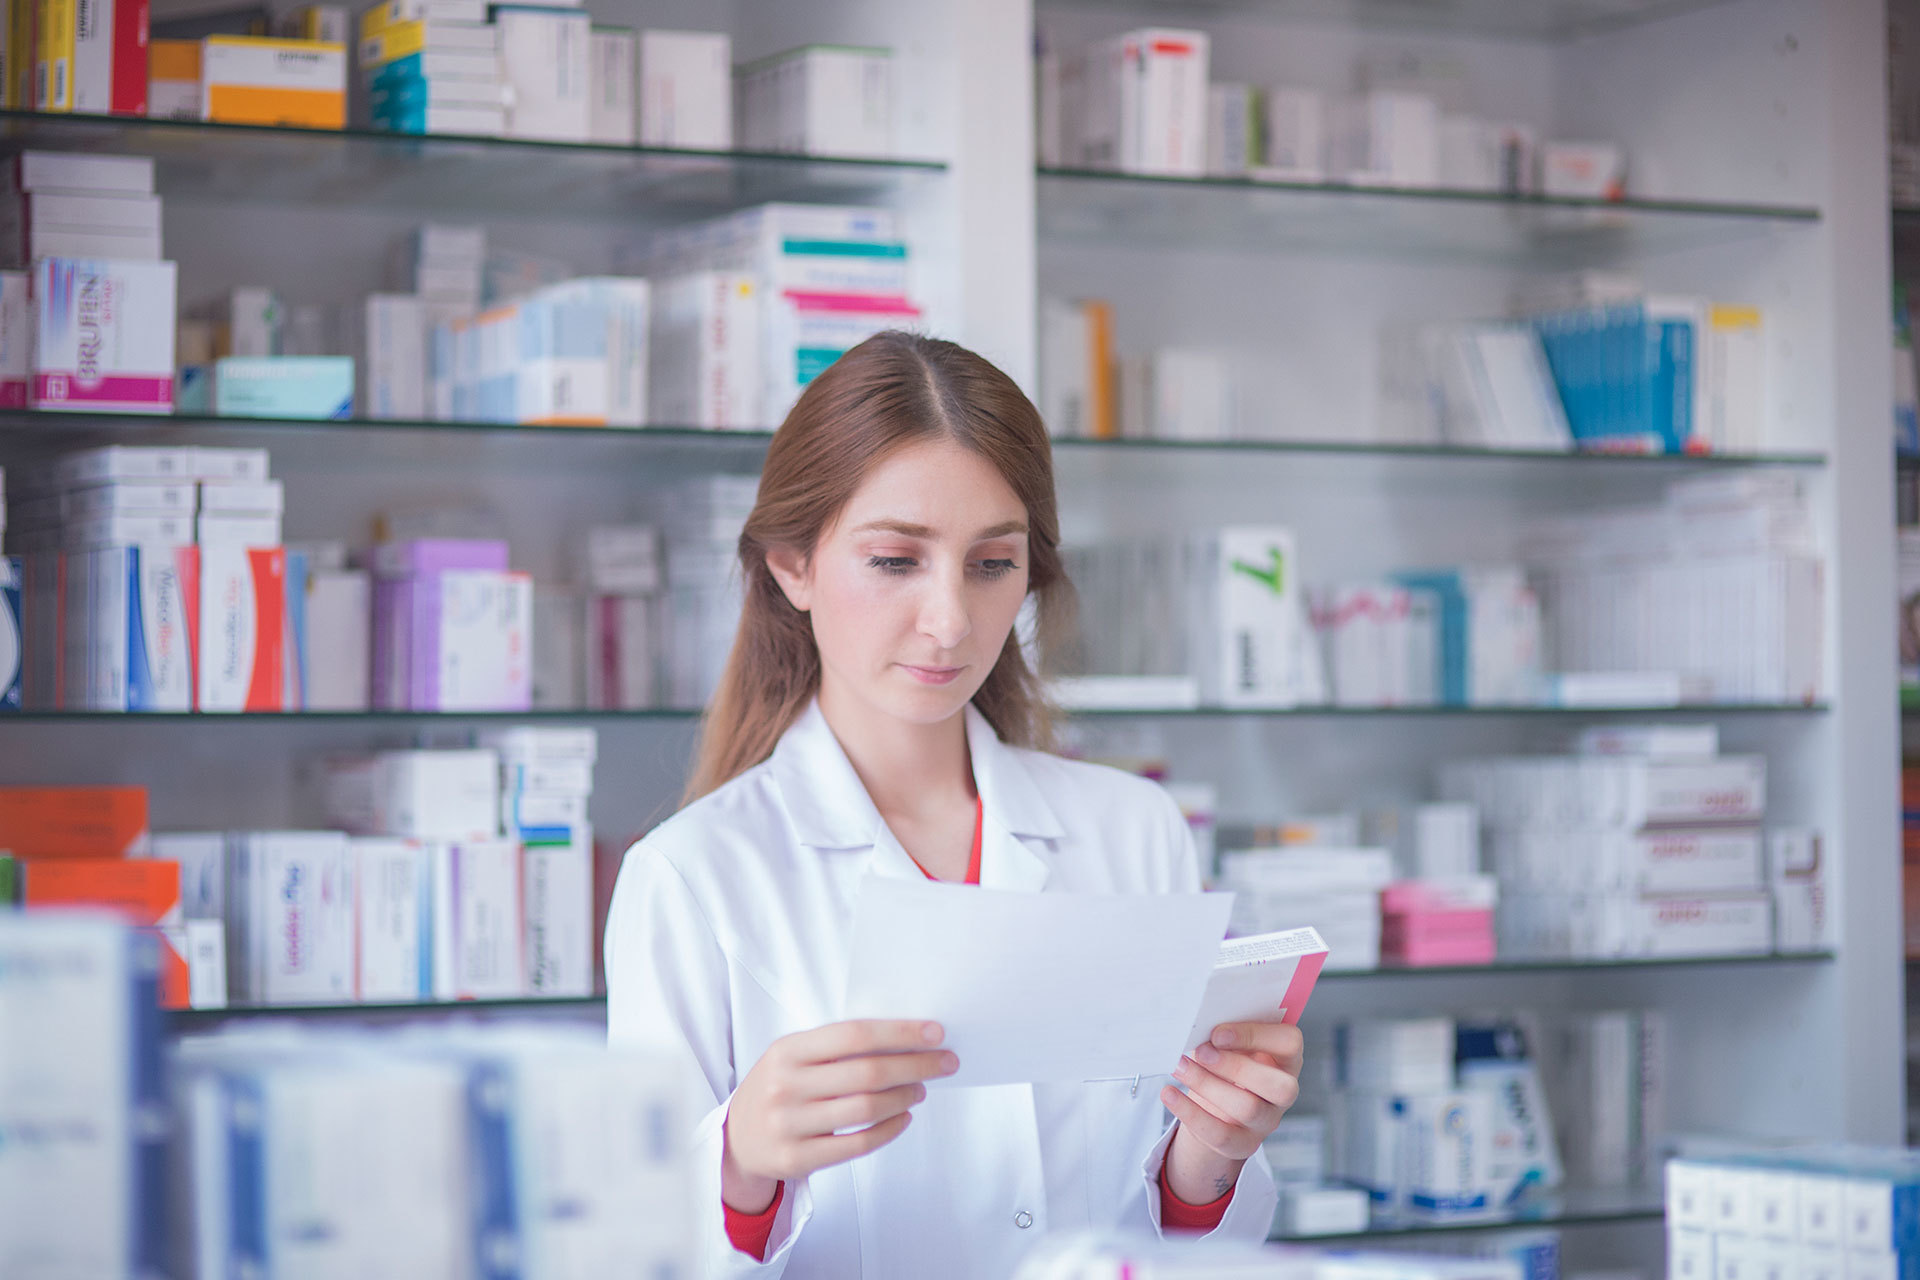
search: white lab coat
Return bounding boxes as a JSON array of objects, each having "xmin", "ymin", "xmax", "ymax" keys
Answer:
[{"xmin": 605, "ymin": 700, "xmax": 1279, "ymax": 1280}]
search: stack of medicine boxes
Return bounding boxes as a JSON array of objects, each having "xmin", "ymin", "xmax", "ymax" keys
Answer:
[
  {"xmin": 487, "ymin": 726, "xmax": 596, "ymax": 996},
  {"xmin": 360, "ymin": 0, "xmax": 507, "ymax": 137},
  {"xmin": 1441, "ymin": 726, "xmax": 1775, "ymax": 960},
  {"xmin": 639, "ymin": 202, "xmax": 918, "ymax": 424},
  {"xmin": 1668, "ymin": 1149, "xmax": 1920, "ymax": 1280},
  {"xmin": 6, "ymin": 444, "xmax": 282, "ymax": 713}
]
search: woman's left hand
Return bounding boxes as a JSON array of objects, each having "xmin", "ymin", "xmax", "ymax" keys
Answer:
[{"xmin": 1159, "ymin": 1022, "xmax": 1304, "ymax": 1204}]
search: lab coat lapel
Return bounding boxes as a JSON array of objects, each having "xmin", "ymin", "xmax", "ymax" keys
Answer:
[{"xmin": 965, "ymin": 704, "xmax": 1061, "ymax": 894}]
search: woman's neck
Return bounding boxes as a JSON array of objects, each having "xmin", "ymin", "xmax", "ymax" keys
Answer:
[{"xmin": 816, "ymin": 680, "xmax": 974, "ymax": 821}]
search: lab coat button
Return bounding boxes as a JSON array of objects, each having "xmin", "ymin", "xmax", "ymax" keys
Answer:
[{"xmin": 1014, "ymin": 1210, "xmax": 1033, "ymax": 1229}]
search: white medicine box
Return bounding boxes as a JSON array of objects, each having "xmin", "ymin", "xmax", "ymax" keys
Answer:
[
  {"xmin": 1669, "ymin": 1229, "xmax": 1715, "ymax": 1280},
  {"xmin": 1841, "ymin": 1176, "xmax": 1920, "ymax": 1254},
  {"xmin": 1799, "ymin": 1174, "xmax": 1846, "ymax": 1245},
  {"xmin": 1752, "ymin": 1168, "xmax": 1801, "ymax": 1242},
  {"xmin": 1670, "ymin": 1160, "xmax": 1719, "ymax": 1230}
]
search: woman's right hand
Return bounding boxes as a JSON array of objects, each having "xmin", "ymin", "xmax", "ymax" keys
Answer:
[{"xmin": 721, "ymin": 1019, "xmax": 959, "ymax": 1214}]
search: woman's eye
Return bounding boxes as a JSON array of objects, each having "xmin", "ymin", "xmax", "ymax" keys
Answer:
[
  {"xmin": 973, "ymin": 559, "xmax": 1019, "ymax": 579},
  {"xmin": 868, "ymin": 556, "xmax": 916, "ymax": 575}
]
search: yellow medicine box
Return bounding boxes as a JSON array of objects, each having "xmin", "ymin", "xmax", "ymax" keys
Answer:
[{"xmin": 200, "ymin": 35, "xmax": 346, "ymax": 129}]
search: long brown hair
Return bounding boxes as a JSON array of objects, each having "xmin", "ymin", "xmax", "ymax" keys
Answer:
[{"xmin": 682, "ymin": 331, "xmax": 1070, "ymax": 804}]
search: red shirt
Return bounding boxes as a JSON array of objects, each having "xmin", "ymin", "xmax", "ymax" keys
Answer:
[{"xmin": 723, "ymin": 796, "xmax": 1231, "ymax": 1258}]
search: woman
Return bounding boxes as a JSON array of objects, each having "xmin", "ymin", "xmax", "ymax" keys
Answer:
[{"xmin": 606, "ymin": 332, "xmax": 1303, "ymax": 1278}]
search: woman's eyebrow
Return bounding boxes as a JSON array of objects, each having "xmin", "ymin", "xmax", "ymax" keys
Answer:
[{"xmin": 847, "ymin": 519, "xmax": 1029, "ymax": 539}]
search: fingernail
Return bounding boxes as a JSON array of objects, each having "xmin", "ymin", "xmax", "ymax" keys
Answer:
[
  {"xmin": 1195, "ymin": 1043, "xmax": 1221, "ymax": 1066},
  {"xmin": 923, "ymin": 1023, "xmax": 944, "ymax": 1045},
  {"xmin": 940, "ymin": 1053, "xmax": 959, "ymax": 1074},
  {"xmin": 1213, "ymin": 1027, "xmax": 1241, "ymax": 1049},
  {"xmin": 1172, "ymin": 1057, "xmax": 1193, "ymax": 1081}
]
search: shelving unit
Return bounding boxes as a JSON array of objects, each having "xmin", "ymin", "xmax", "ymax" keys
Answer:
[{"xmin": 0, "ymin": 0, "xmax": 1902, "ymax": 1265}]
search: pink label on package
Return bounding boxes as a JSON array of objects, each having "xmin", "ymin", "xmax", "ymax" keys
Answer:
[{"xmin": 32, "ymin": 372, "xmax": 174, "ymax": 410}]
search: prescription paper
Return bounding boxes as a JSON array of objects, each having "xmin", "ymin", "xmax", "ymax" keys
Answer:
[{"xmin": 842, "ymin": 877, "xmax": 1233, "ymax": 1088}]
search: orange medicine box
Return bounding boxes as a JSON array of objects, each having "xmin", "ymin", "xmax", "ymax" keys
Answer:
[
  {"xmin": 200, "ymin": 36, "xmax": 346, "ymax": 128},
  {"xmin": 24, "ymin": 857, "xmax": 190, "ymax": 1006},
  {"xmin": 0, "ymin": 785, "xmax": 150, "ymax": 857}
]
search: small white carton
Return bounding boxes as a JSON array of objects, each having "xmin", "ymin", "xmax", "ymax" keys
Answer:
[
  {"xmin": 431, "ymin": 838, "xmax": 523, "ymax": 999},
  {"xmin": 30, "ymin": 258, "xmax": 178, "ymax": 414},
  {"xmin": 352, "ymin": 836, "xmax": 432, "ymax": 1002},
  {"xmin": 637, "ymin": 29, "xmax": 730, "ymax": 148}
]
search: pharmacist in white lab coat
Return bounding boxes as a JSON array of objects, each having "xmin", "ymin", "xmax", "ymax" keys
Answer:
[{"xmin": 606, "ymin": 332, "xmax": 1295, "ymax": 1280}]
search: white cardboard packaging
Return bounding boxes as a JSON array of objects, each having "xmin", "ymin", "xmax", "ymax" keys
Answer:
[
  {"xmin": 374, "ymin": 748, "xmax": 499, "ymax": 841},
  {"xmin": 1072, "ymin": 28, "xmax": 1209, "ymax": 176},
  {"xmin": 150, "ymin": 832, "xmax": 227, "ymax": 919},
  {"xmin": 352, "ymin": 836, "xmax": 432, "ymax": 1002},
  {"xmin": 195, "ymin": 513, "xmax": 283, "ymax": 547},
  {"xmin": 86, "ymin": 545, "xmax": 196, "ymax": 713},
  {"xmin": 647, "ymin": 271, "xmax": 761, "ymax": 428},
  {"xmin": 30, "ymin": 258, "xmax": 179, "ymax": 414},
  {"xmin": 1261, "ymin": 86, "xmax": 1325, "ymax": 179},
  {"xmin": 738, "ymin": 44, "xmax": 893, "ymax": 159},
  {"xmin": 1799, "ymin": 1174, "xmax": 1846, "ymax": 1246},
  {"xmin": 1276, "ymin": 1184, "xmax": 1370, "ymax": 1236},
  {"xmin": 637, "ymin": 29, "xmax": 730, "ymax": 148},
  {"xmin": 435, "ymin": 569, "xmax": 533, "ymax": 711},
  {"xmin": 195, "ymin": 545, "xmax": 285, "ymax": 712},
  {"xmin": 1338, "ymin": 1017, "xmax": 1456, "ymax": 1094},
  {"xmin": 1605, "ymin": 827, "xmax": 1765, "ymax": 895},
  {"xmin": 184, "ymin": 919, "xmax": 228, "ymax": 1009},
  {"xmin": 304, "ymin": 568, "xmax": 371, "ymax": 711},
  {"xmin": 1668, "ymin": 1229, "xmax": 1715, "ymax": 1280},
  {"xmin": 230, "ymin": 830, "xmax": 355, "ymax": 1005},
  {"xmin": 1332, "ymin": 91, "xmax": 1441, "ymax": 187},
  {"xmin": 1540, "ymin": 141, "xmax": 1626, "ymax": 198},
  {"xmin": 364, "ymin": 293, "xmax": 427, "ymax": 420},
  {"xmin": 522, "ymin": 838, "xmax": 593, "ymax": 995},
  {"xmin": 0, "ymin": 915, "xmax": 163, "ymax": 1279},
  {"xmin": 499, "ymin": 7, "xmax": 590, "ymax": 141},
  {"xmin": 589, "ymin": 28, "xmax": 636, "ymax": 145},
  {"xmin": 1670, "ymin": 1160, "xmax": 1718, "ymax": 1230},
  {"xmin": 1193, "ymin": 526, "xmax": 1307, "ymax": 707},
  {"xmin": 1598, "ymin": 893, "xmax": 1774, "ymax": 957},
  {"xmin": 431, "ymin": 838, "xmax": 523, "ymax": 999},
  {"xmin": 1399, "ymin": 1091, "xmax": 1496, "ymax": 1215}
]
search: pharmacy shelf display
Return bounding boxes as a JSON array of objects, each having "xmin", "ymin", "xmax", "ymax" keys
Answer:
[
  {"xmin": 1042, "ymin": 0, "xmax": 1743, "ymax": 42},
  {"xmin": 0, "ymin": 111, "xmax": 947, "ymax": 222},
  {"xmin": 163, "ymin": 949, "xmax": 1841, "ymax": 1027},
  {"xmin": 3, "ymin": 702, "xmax": 1834, "ymax": 723},
  {"xmin": 1268, "ymin": 1185, "xmax": 1666, "ymax": 1245},
  {"xmin": 0, "ymin": 406, "xmax": 1831, "ymax": 470},
  {"xmin": 1038, "ymin": 167, "xmax": 1820, "ymax": 265}
]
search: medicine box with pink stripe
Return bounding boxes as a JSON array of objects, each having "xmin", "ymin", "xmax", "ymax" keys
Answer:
[
  {"xmin": 30, "ymin": 257, "xmax": 178, "ymax": 414},
  {"xmin": 1181, "ymin": 925, "xmax": 1329, "ymax": 1057}
]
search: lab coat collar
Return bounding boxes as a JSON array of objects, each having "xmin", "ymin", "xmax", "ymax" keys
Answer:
[{"xmin": 768, "ymin": 698, "xmax": 1065, "ymax": 850}]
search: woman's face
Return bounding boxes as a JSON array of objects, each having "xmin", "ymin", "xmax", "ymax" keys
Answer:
[{"xmin": 769, "ymin": 437, "xmax": 1033, "ymax": 729}]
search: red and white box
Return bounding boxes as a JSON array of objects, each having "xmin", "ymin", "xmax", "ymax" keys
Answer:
[{"xmin": 195, "ymin": 544, "xmax": 283, "ymax": 712}]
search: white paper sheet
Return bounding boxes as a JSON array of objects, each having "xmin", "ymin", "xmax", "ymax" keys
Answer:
[{"xmin": 841, "ymin": 876, "xmax": 1234, "ymax": 1088}]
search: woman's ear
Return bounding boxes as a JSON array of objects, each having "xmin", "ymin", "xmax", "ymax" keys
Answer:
[{"xmin": 765, "ymin": 544, "xmax": 813, "ymax": 612}]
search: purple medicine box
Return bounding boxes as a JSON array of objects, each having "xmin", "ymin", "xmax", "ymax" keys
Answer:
[{"xmin": 370, "ymin": 539, "xmax": 510, "ymax": 710}]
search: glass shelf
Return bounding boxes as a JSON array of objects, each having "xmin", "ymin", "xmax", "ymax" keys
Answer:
[
  {"xmin": 1038, "ymin": 0, "xmax": 1741, "ymax": 43},
  {"xmin": 1325, "ymin": 951, "xmax": 1834, "ymax": 979},
  {"xmin": 3, "ymin": 702, "xmax": 1829, "ymax": 724},
  {"xmin": 1269, "ymin": 1185, "xmax": 1664, "ymax": 1244},
  {"xmin": 0, "ymin": 412, "xmax": 1827, "ymax": 487},
  {"xmin": 1038, "ymin": 168, "xmax": 1818, "ymax": 265},
  {"xmin": 167, "ymin": 994, "xmax": 605, "ymax": 1031},
  {"xmin": 165, "ymin": 954, "xmax": 1830, "ymax": 1030},
  {"xmin": 0, "ymin": 111, "xmax": 946, "ymax": 223}
]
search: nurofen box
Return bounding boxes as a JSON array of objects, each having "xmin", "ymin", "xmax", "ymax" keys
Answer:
[
  {"xmin": 87, "ymin": 545, "xmax": 197, "ymax": 712},
  {"xmin": 30, "ymin": 258, "xmax": 178, "ymax": 414},
  {"xmin": 195, "ymin": 544, "xmax": 284, "ymax": 712}
]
